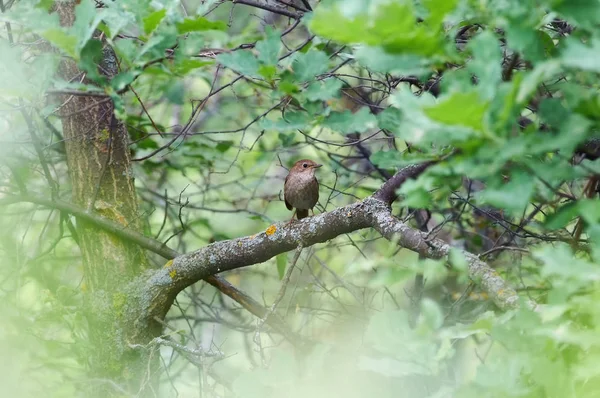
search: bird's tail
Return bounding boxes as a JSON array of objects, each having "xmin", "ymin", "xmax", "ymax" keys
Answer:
[{"xmin": 296, "ymin": 209, "xmax": 309, "ymax": 220}]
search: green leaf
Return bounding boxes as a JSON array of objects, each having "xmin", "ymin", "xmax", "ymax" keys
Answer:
[
  {"xmin": 136, "ymin": 137, "xmax": 159, "ymax": 150},
  {"xmin": 355, "ymin": 47, "xmax": 431, "ymax": 75},
  {"xmin": 310, "ymin": 6, "xmax": 369, "ymax": 44},
  {"xmin": 517, "ymin": 60, "xmax": 560, "ymax": 104},
  {"xmin": 561, "ymin": 37, "xmax": 600, "ymax": 73},
  {"xmin": 177, "ymin": 33, "xmax": 206, "ymax": 57},
  {"xmin": 291, "ymin": 49, "xmax": 329, "ymax": 82},
  {"xmin": 505, "ymin": 24, "xmax": 550, "ymax": 63},
  {"xmin": 111, "ymin": 71, "xmax": 139, "ymax": 92},
  {"xmin": 216, "ymin": 141, "xmax": 234, "ymax": 153},
  {"xmin": 72, "ymin": 0, "xmax": 101, "ymax": 51},
  {"xmin": 304, "ymin": 79, "xmax": 343, "ymax": 101},
  {"xmin": 278, "ymin": 79, "xmax": 300, "ymax": 95},
  {"xmin": 550, "ymin": 114, "xmax": 592, "ymax": 155},
  {"xmin": 489, "ymin": 75, "xmax": 523, "ymax": 132},
  {"xmin": 551, "ymin": 0, "xmax": 600, "ymax": 30},
  {"xmin": 276, "ymin": 254, "xmax": 287, "ymax": 280},
  {"xmin": 321, "ymin": 108, "xmax": 377, "ymax": 134},
  {"xmin": 422, "ymin": 0, "xmax": 458, "ymax": 26},
  {"xmin": 40, "ymin": 28, "xmax": 78, "ymax": 59},
  {"xmin": 101, "ymin": 4, "xmax": 134, "ymax": 39},
  {"xmin": 424, "ymin": 91, "xmax": 488, "ymax": 132},
  {"xmin": 143, "ymin": 9, "xmax": 167, "ymax": 34},
  {"xmin": 258, "ymin": 65, "xmax": 277, "ymax": 80},
  {"xmin": 310, "ymin": 1, "xmax": 443, "ymax": 56},
  {"xmin": 544, "ymin": 202, "xmax": 579, "ymax": 230},
  {"xmin": 164, "ymin": 80, "xmax": 185, "ymax": 104},
  {"xmin": 377, "ymin": 107, "xmax": 403, "ymax": 133},
  {"xmin": 176, "ymin": 17, "xmax": 226, "ymax": 33},
  {"xmin": 136, "ymin": 27, "xmax": 178, "ymax": 62},
  {"xmin": 260, "ymin": 112, "xmax": 311, "ymax": 132},
  {"xmin": 538, "ymin": 98, "xmax": 569, "ymax": 128},
  {"xmin": 478, "ymin": 171, "xmax": 534, "ymax": 216},
  {"xmin": 78, "ymin": 39, "xmax": 104, "ymax": 82},
  {"xmin": 467, "ymin": 31, "xmax": 502, "ymax": 100},
  {"xmin": 577, "ymin": 200, "xmax": 600, "ymax": 225},
  {"xmin": 173, "ymin": 59, "xmax": 213, "ymax": 75},
  {"xmin": 419, "ymin": 298, "xmax": 444, "ymax": 330},
  {"xmin": 278, "ymin": 132, "xmax": 296, "ymax": 147},
  {"xmin": 217, "ymin": 51, "xmax": 261, "ymax": 79},
  {"xmin": 256, "ymin": 26, "xmax": 281, "ymax": 65},
  {"xmin": 51, "ymin": 80, "xmax": 105, "ymax": 94},
  {"xmin": 448, "ymin": 248, "xmax": 468, "ymax": 273},
  {"xmin": 533, "ymin": 244, "xmax": 600, "ymax": 285}
]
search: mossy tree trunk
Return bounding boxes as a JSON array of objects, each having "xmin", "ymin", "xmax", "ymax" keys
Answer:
[{"xmin": 52, "ymin": 2, "xmax": 159, "ymax": 395}]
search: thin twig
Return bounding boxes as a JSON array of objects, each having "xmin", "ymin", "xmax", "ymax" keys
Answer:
[{"xmin": 254, "ymin": 244, "xmax": 303, "ymax": 347}]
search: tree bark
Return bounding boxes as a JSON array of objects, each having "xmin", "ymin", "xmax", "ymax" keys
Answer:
[{"xmin": 52, "ymin": 2, "xmax": 156, "ymax": 395}]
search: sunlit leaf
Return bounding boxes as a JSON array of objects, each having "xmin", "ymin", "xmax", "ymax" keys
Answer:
[
  {"xmin": 143, "ymin": 9, "xmax": 167, "ymax": 34},
  {"xmin": 176, "ymin": 16, "xmax": 227, "ymax": 33},
  {"xmin": 424, "ymin": 91, "xmax": 488, "ymax": 132}
]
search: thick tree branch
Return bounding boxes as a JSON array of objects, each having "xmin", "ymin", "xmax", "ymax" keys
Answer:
[
  {"xmin": 157, "ymin": 199, "xmax": 377, "ymax": 295},
  {"xmin": 156, "ymin": 196, "xmax": 527, "ymax": 311},
  {"xmin": 370, "ymin": 211, "xmax": 528, "ymax": 310},
  {"xmin": 0, "ymin": 160, "xmax": 530, "ymax": 334},
  {"xmin": 144, "ymin": 161, "xmax": 528, "ymax": 312}
]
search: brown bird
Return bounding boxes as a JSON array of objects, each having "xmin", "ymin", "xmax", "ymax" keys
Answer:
[{"xmin": 284, "ymin": 159, "xmax": 322, "ymax": 222}]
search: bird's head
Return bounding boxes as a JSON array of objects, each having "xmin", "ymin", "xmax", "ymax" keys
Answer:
[{"xmin": 290, "ymin": 159, "xmax": 322, "ymax": 175}]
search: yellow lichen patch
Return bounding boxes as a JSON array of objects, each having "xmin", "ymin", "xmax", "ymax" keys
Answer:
[
  {"xmin": 94, "ymin": 200, "xmax": 128, "ymax": 226},
  {"xmin": 98, "ymin": 128, "xmax": 110, "ymax": 141},
  {"xmin": 94, "ymin": 199, "xmax": 111, "ymax": 210},
  {"xmin": 114, "ymin": 212, "xmax": 126, "ymax": 225},
  {"xmin": 169, "ymin": 269, "xmax": 177, "ymax": 279},
  {"xmin": 265, "ymin": 225, "xmax": 277, "ymax": 236},
  {"xmin": 164, "ymin": 259, "xmax": 174, "ymax": 268}
]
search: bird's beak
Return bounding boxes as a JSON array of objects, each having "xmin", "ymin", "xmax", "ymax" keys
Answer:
[{"xmin": 313, "ymin": 164, "xmax": 323, "ymax": 168}]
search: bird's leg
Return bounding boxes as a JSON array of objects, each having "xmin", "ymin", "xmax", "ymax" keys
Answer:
[
  {"xmin": 288, "ymin": 209, "xmax": 297, "ymax": 225},
  {"xmin": 310, "ymin": 208, "xmax": 315, "ymax": 217}
]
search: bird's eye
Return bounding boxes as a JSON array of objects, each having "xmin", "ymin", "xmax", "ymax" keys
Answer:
[{"xmin": 302, "ymin": 163, "xmax": 308, "ymax": 168}]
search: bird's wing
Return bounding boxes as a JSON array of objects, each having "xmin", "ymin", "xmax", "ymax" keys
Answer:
[
  {"xmin": 307, "ymin": 176, "xmax": 319, "ymax": 208},
  {"xmin": 284, "ymin": 174, "xmax": 293, "ymax": 210}
]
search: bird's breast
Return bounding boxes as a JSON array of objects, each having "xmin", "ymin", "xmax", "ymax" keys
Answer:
[{"xmin": 285, "ymin": 172, "xmax": 319, "ymax": 210}]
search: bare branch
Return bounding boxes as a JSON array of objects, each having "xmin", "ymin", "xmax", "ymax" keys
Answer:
[
  {"xmin": 232, "ymin": 0, "xmax": 303, "ymax": 19},
  {"xmin": 373, "ymin": 161, "xmax": 437, "ymax": 205}
]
